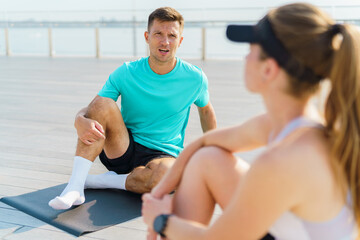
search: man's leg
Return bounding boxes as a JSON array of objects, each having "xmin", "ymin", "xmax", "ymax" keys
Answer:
[
  {"xmin": 49, "ymin": 96, "xmax": 129, "ymax": 209},
  {"xmin": 126, "ymin": 157, "xmax": 175, "ymax": 193},
  {"xmin": 85, "ymin": 157, "xmax": 175, "ymax": 194},
  {"xmin": 172, "ymin": 146, "xmax": 249, "ymax": 224}
]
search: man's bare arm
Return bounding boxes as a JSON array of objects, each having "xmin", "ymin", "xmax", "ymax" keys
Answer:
[{"xmin": 197, "ymin": 102, "xmax": 217, "ymax": 132}]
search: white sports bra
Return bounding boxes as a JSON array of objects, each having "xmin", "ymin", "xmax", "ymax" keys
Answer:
[{"xmin": 267, "ymin": 117, "xmax": 357, "ymax": 240}]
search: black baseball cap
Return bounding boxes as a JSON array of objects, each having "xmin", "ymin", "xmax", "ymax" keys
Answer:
[
  {"xmin": 226, "ymin": 16, "xmax": 290, "ymax": 68},
  {"xmin": 226, "ymin": 16, "xmax": 321, "ymax": 82}
]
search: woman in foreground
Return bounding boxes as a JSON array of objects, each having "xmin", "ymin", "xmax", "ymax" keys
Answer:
[{"xmin": 142, "ymin": 3, "xmax": 359, "ymax": 239}]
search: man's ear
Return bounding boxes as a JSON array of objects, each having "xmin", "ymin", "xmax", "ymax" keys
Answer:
[
  {"xmin": 178, "ymin": 36, "xmax": 184, "ymax": 47},
  {"xmin": 144, "ymin": 31, "xmax": 149, "ymax": 43}
]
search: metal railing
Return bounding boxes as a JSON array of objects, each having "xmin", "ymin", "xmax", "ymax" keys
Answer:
[
  {"xmin": 1, "ymin": 6, "xmax": 360, "ymax": 59},
  {"xmin": 0, "ymin": 20, "xmax": 242, "ymax": 60}
]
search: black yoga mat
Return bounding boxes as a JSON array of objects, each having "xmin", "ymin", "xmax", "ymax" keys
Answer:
[{"xmin": 0, "ymin": 184, "xmax": 142, "ymax": 236}]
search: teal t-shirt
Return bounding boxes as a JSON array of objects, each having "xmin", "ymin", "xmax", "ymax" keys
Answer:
[{"xmin": 98, "ymin": 57, "xmax": 209, "ymax": 157}]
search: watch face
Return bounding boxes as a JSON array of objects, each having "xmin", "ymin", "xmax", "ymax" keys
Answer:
[{"xmin": 154, "ymin": 215, "xmax": 166, "ymax": 234}]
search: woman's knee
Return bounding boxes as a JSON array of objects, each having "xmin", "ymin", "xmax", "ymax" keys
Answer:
[
  {"xmin": 187, "ymin": 146, "xmax": 249, "ymax": 175},
  {"xmin": 189, "ymin": 146, "xmax": 232, "ymax": 168}
]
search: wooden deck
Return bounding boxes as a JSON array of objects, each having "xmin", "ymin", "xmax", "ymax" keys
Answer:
[{"xmin": 0, "ymin": 56, "xmax": 264, "ymax": 239}]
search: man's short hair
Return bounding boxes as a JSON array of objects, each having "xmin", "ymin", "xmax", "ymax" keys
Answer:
[{"xmin": 147, "ymin": 7, "xmax": 184, "ymax": 32}]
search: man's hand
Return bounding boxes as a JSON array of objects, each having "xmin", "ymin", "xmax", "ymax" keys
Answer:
[{"xmin": 75, "ymin": 115, "xmax": 105, "ymax": 145}]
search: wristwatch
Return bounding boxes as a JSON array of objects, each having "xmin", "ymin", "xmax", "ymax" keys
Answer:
[{"xmin": 153, "ymin": 214, "xmax": 173, "ymax": 237}]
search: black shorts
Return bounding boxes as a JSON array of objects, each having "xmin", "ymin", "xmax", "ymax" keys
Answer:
[{"xmin": 99, "ymin": 129, "xmax": 175, "ymax": 174}]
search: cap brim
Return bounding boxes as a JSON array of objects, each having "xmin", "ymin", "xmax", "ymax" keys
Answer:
[{"xmin": 226, "ymin": 25, "xmax": 258, "ymax": 43}]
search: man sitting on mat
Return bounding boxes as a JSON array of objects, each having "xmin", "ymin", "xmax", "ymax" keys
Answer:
[{"xmin": 49, "ymin": 7, "xmax": 216, "ymax": 210}]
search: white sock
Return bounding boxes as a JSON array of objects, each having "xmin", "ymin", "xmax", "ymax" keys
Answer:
[
  {"xmin": 49, "ymin": 156, "xmax": 92, "ymax": 210},
  {"xmin": 85, "ymin": 171, "xmax": 129, "ymax": 190}
]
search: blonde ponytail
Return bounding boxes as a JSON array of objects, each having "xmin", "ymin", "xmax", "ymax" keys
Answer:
[{"xmin": 325, "ymin": 23, "xmax": 360, "ymax": 233}]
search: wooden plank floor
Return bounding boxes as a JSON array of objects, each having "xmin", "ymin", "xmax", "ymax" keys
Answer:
[{"xmin": 0, "ymin": 56, "xmax": 264, "ymax": 239}]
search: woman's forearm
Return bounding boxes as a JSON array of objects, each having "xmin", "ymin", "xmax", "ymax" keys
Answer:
[
  {"xmin": 151, "ymin": 136, "xmax": 205, "ymax": 197},
  {"xmin": 164, "ymin": 215, "xmax": 210, "ymax": 240}
]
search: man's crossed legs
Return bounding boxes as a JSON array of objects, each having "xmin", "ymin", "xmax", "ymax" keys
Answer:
[{"xmin": 48, "ymin": 96, "xmax": 175, "ymax": 210}]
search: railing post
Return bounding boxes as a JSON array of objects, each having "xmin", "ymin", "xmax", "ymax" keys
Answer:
[
  {"xmin": 5, "ymin": 28, "xmax": 10, "ymax": 56},
  {"xmin": 133, "ymin": 16, "xmax": 137, "ymax": 57},
  {"xmin": 201, "ymin": 27, "xmax": 206, "ymax": 61},
  {"xmin": 146, "ymin": 43, "xmax": 149, "ymax": 56},
  {"xmin": 95, "ymin": 27, "xmax": 100, "ymax": 58},
  {"xmin": 48, "ymin": 28, "xmax": 54, "ymax": 57}
]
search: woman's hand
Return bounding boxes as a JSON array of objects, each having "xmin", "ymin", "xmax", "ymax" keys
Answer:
[
  {"xmin": 142, "ymin": 194, "xmax": 173, "ymax": 239},
  {"xmin": 146, "ymin": 229, "xmax": 158, "ymax": 240},
  {"xmin": 142, "ymin": 194, "xmax": 173, "ymax": 227}
]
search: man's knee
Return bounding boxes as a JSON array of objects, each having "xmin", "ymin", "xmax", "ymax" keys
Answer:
[
  {"xmin": 125, "ymin": 159, "xmax": 173, "ymax": 193},
  {"xmin": 145, "ymin": 159, "xmax": 173, "ymax": 190},
  {"xmin": 86, "ymin": 96, "xmax": 118, "ymax": 119}
]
